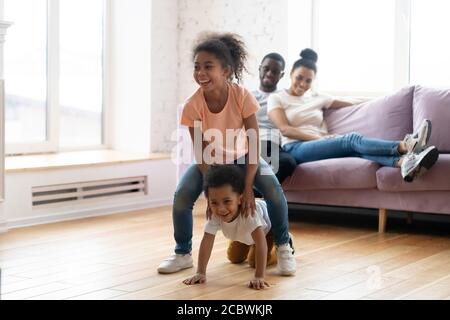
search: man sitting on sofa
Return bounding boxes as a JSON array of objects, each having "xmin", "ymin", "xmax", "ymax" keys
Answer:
[{"xmin": 253, "ymin": 53, "xmax": 297, "ymax": 183}]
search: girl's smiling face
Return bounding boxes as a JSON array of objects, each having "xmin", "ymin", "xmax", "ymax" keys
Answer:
[{"xmin": 193, "ymin": 51, "xmax": 231, "ymax": 92}]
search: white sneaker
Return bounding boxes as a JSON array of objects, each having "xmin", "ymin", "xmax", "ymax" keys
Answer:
[
  {"xmin": 403, "ymin": 119, "xmax": 432, "ymax": 154},
  {"xmin": 157, "ymin": 253, "xmax": 193, "ymax": 274},
  {"xmin": 276, "ymin": 242, "xmax": 296, "ymax": 276},
  {"xmin": 401, "ymin": 146, "xmax": 439, "ymax": 182}
]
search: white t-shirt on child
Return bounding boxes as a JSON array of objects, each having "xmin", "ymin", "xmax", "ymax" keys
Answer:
[{"xmin": 204, "ymin": 199, "xmax": 271, "ymax": 245}]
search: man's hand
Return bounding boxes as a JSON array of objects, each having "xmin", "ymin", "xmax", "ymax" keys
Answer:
[
  {"xmin": 248, "ymin": 277, "xmax": 270, "ymax": 290},
  {"xmin": 183, "ymin": 273, "xmax": 207, "ymax": 285}
]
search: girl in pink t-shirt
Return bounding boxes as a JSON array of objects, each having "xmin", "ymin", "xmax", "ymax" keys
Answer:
[{"xmin": 157, "ymin": 32, "xmax": 296, "ymax": 277}]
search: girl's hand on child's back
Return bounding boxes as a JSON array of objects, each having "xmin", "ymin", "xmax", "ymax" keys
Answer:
[
  {"xmin": 183, "ymin": 273, "xmax": 207, "ymax": 285},
  {"xmin": 205, "ymin": 204, "xmax": 212, "ymax": 220},
  {"xmin": 242, "ymin": 187, "xmax": 256, "ymax": 217},
  {"xmin": 248, "ymin": 277, "xmax": 270, "ymax": 290}
]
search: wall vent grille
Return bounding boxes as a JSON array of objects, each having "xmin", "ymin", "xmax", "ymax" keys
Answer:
[{"xmin": 32, "ymin": 176, "xmax": 147, "ymax": 207}]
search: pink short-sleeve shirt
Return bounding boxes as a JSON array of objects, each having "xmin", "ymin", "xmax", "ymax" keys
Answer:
[{"xmin": 181, "ymin": 83, "xmax": 259, "ymax": 164}]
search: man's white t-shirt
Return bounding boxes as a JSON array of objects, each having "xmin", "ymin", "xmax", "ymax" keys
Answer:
[
  {"xmin": 252, "ymin": 89, "xmax": 281, "ymax": 144},
  {"xmin": 267, "ymin": 90, "xmax": 334, "ymax": 147},
  {"xmin": 204, "ymin": 199, "xmax": 271, "ymax": 245}
]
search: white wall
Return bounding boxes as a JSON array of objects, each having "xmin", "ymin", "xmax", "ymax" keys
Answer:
[
  {"xmin": 109, "ymin": 0, "xmax": 179, "ymax": 154},
  {"xmin": 150, "ymin": 0, "xmax": 179, "ymax": 153},
  {"xmin": 109, "ymin": 0, "xmax": 152, "ymax": 153},
  {"xmin": 177, "ymin": 0, "xmax": 290, "ymax": 103},
  {"xmin": 287, "ymin": 0, "xmax": 313, "ymax": 71}
]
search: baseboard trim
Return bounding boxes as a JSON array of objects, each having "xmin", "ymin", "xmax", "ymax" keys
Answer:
[{"xmin": 6, "ymin": 197, "xmax": 172, "ymax": 230}]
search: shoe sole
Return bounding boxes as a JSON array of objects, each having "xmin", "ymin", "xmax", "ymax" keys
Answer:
[
  {"xmin": 157, "ymin": 263, "xmax": 193, "ymax": 274},
  {"xmin": 404, "ymin": 146, "xmax": 439, "ymax": 182},
  {"xmin": 277, "ymin": 267, "xmax": 296, "ymax": 276},
  {"xmin": 413, "ymin": 119, "xmax": 432, "ymax": 153},
  {"xmin": 415, "ymin": 166, "xmax": 427, "ymax": 178},
  {"xmin": 425, "ymin": 120, "xmax": 432, "ymax": 145}
]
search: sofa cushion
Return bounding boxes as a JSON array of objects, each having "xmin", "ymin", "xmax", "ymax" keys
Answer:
[
  {"xmin": 282, "ymin": 157, "xmax": 379, "ymax": 191},
  {"xmin": 412, "ymin": 86, "xmax": 450, "ymax": 153},
  {"xmin": 324, "ymin": 86, "xmax": 414, "ymax": 141},
  {"xmin": 376, "ymin": 154, "xmax": 450, "ymax": 192}
]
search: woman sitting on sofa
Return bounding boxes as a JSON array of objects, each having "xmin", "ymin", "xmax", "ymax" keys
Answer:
[{"xmin": 267, "ymin": 48, "xmax": 439, "ymax": 182}]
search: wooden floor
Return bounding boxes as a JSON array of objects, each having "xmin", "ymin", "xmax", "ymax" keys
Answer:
[{"xmin": 1, "ymin": 200, "xmax": 450, "ymax": 300}]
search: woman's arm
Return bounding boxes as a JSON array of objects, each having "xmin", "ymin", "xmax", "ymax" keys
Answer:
[
  {"xmin": 242, "ymin": 114, "xmax": 259, "ymax": 217},
  {"xmin": 329, "ymin": 99, "xmax": 354, "ymax": 109},
  {"xmin": 183, "ymin": 232, "xmax": 215, "ymax": 285},
  {"xmin": 249, "ymin": 227, "xmax": 269, "ymax": 290},
  {"xmin": 268, "ymin": 108, "xmax": 323, "ymax": 141}
]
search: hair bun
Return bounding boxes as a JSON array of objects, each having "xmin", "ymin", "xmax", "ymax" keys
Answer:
[{"xmin": 300, "ymin": 48, "xmax": 318, "ymax": 63}]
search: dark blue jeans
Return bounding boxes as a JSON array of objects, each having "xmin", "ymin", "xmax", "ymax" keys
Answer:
[
  {"xmin": 260, "ymin": 140, "xmax": 297, "ymax": 183},
  {"xmin": 173, "ymin": 157, "xmax": 290, "ymax": 254}
]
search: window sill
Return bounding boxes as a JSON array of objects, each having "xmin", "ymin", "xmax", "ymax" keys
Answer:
[{"xmin": 5, "ymin": 150, "xmax": 171, "ymax": 173}]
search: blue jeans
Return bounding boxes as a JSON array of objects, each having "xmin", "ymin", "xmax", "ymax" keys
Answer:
[
  {"xmin": 283, "ymin": 132, "xmax": 401, "ymax": 167},
  {"xmin": 173, "ymin": 157, "xmax": 290, "ymax": 254}
]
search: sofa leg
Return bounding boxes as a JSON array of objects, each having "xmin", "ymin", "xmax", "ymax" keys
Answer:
[
  {"xmin": 406, "ymin": 212, "xmax": 413, "ymax": 225},
  {"xmin": 378, "ymin": 208, "xmax": 387, "ymax": 233}
]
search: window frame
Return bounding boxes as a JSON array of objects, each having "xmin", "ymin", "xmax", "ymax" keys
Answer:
[
  {"xmin": 2, "ymin": 0, "xmax": 109, "ymax": 155},
  {"xmin": 289, "ymin": 0, "xmax": 413, "ymax": 98}
]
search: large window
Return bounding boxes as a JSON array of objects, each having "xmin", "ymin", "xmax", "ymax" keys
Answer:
[
  {"xmin": 410, "ymin": 0, "xmax": 450, "ymax": 87},
  {"xmin": 288, "ymin": 0, "xmax": 450, "ymax": 96},
  {"xmin": 60, "ymin": 0, "xmax": 104, "ymax": 148},
  {"xmin": 314, "ymin": 0, "xmax": 395, "ymax": 94},
  {"xmin": 4, "ymin": 0, "xmax": 105, "ymax": 154},
  {"xmin": 4, "ymin": 0, "xmax": 47, "ymax": 145}
]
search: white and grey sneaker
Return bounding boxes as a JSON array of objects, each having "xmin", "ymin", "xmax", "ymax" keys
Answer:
[
  {"xmin": 157, "ymin": 253, "xmax": 193, "ymax": 274},
  {"xmin": 401, "ymin": 146, "xmax": 439, "ymax": 182},
  {"xmin": 403, "ymin": 119, "xmax": 432, "ymax": 154},
  {"xmin": 276, "ymin": 241, "xmax": 297, "ymax": 276}
]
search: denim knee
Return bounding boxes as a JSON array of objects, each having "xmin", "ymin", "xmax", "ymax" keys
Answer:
[
  {"xmin": 263, "ymin": 181, "xmax": 286, "ymax": 204},
  {"xmin": 344, "ymin": 132, "xmax": 362, "ymax": 147},
  {"xmin": 346, "ymin": 132, "xmax": 362, "ymax": 140},
  {"xmin": 173, "ymin": 188, "xmax": 197, "ymax": 213}
]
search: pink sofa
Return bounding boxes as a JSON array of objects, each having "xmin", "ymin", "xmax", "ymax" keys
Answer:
[{"xmin": 282, "ymin": 86, "xmax": 450, "ymax": 233}]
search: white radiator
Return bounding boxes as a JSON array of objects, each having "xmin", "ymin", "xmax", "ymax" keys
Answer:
[{"xmin": 32, "ymin": 176, "xmax": 147, "ymax": 207}]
